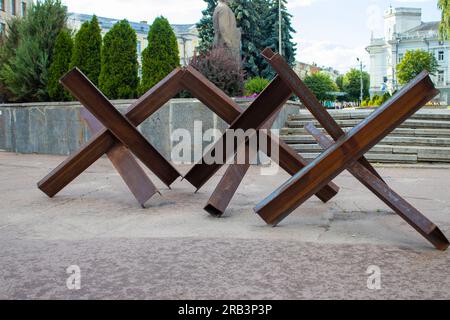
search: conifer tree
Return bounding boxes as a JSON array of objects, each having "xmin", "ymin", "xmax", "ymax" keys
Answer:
[
  {"xmin": 260, "ymin": 0, "xmax": 297, "ymax": 79},
  {"xmin": 139, "ymin": 16, "xmax": 180, "ymax": 95},
  {"xmin": 48, "ymin": 29, "xmax": 73, "ymax": 101},
  {"xmin": 0, "ymin": 0, "xmax": 67, "ymax": 102},
  {"xmin": 71, "ymin": 15, "xmax": 102, "ymax": 85},
  {"xmin": 196, "ymin": 0, "xmax": 217, "ymax": 53},
  {"xmin": 99, "ymin": 20, "xmax": 139, "ymax": 99}
]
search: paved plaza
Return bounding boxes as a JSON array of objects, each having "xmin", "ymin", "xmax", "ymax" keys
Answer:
[{"xmin": 0, "ymin": 152, "xmax": 449, "ymax": 299}]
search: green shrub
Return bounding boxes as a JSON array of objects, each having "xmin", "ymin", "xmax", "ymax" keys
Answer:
[
  {"xmin": 48, "ymin": 29, "xmax": 73, "ymax": 101},
  {"xmin": 139, "ymin": 16, "xmax": 180, "ymax": 96},
  {"xmin": 244, "ymin": 77, "xmax": 270, "ymax": 96},
  {"xmin": 189, "ymin": 48, "xmax": 245, "ymax": 97},
  {"xmin": 99, "ymin": 20, "xmax": 139, "ymax": 99}
]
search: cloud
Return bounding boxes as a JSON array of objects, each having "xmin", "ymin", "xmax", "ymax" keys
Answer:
[
  {"xmin": 297, "ymin": 40, "xmax": 369, "ymax": 74},
  {"xmin": 287, "ymin": 0, "xmax": 318, "ymax": 8},
  {"xmin": 61, "ymin": 0, "xmax": 205, "ymax": 24}
]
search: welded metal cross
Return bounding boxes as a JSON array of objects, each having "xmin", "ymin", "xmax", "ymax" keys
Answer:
[
  {"xmin": 253, "ymin": 54, "xmax": 449, "ymax": 250},
  {"xmin": 80, "ymin": 108, "xmax": 160, "ymax": 207},
  {"xmin": 38, "ymin": 65, "xmax": 338, "ymax": 207},
  {"xmin": 194, "ymin": 48, "xmax": 343, "ymax": 216}
]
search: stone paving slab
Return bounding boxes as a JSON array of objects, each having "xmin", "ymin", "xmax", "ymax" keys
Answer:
[{"xmin": 0, "ymin": 152, "xmax": 449, "ymax": 299}]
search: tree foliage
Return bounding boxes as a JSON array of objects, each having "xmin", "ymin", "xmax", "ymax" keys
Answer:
[
  {"xmin": 439, "ymin": 0, "xmax": 450, "ymax": 40},
  {"xmin": 0, "ymin": 0, "xmax": 67, "ymax": 102},
  {"xmin": 396, "ymin": 49, "xmax": 438, "ymax": 85},
  {"xmin": 48, "ymin": 29, "xmax": 73, "ymax": 101},
  {"xmin": 189, "ymin": 48, "xmax": 245, "ymax": 97},
  {"xmin": 260, "ymin": 0, "xmax": 296, "ymax": 79},
  {"xmin": 342, "ymin": 68, "xmax": 370, "ymax": 101},
  {"xmin": 70, "ymin": 15, "xmax": 102, "ymax": 85},
  {"xmin": 196, "ymin": 0, "xmax": 217, "ymax": 53},
  {"xmin": 304, "ymin": 72, "xmax": 338, "ymax": 101},
  {"xmin": 230, "ymin": 0, "xmax": 265, "ymax": 77},
  {"xmin": 197, "ymin": 0, "xmax": 296, "ymax": 79},
  {"xmin": 99, "ymin": 20, "xmax": 139, "ymax": 99},
  {"xmin": 0, "ymin": 18, "xmax": 22, "ymax": 102},
  {"xmin": 139, "ymin": 16, "xmax": 180, "ymax": 96}
]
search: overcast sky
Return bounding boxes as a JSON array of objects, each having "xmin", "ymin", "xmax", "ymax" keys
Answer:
[{"xmin": 61, "ymin": 0, "xmax": 442, "ymax": 73}]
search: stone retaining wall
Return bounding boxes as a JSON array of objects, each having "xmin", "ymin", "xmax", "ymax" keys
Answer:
[{"xmin": 0, "ymin": 99, "xmax": 300, "ymax": 160}]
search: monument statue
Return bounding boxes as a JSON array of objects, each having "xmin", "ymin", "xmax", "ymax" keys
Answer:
[{"xmin": 213, "ymin": 0, "xmax": 241, "ymax": 63}]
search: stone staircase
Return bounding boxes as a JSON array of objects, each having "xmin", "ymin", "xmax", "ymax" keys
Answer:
[{"xmin": 280, "ymin": 109, "xmax": 450, "ymax": 164}]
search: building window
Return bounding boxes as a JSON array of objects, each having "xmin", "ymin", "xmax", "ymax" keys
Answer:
[
  {"xmin": 21, "ymin": 1, "xmax": 26, "ymax": 17},
  {"xmin": 0, "ymin": 0, "xmax": 5, "ymax": 11},
  {"xmin": 438, "ymin": 50, "xmax": 444, "ymax": 61},
  {"xmin": 438, "ymin": 70, "xmax": 445, "ymax": 85},
  {"xmin": 398, "ymin": 53, "xmax": 404, "ymax": 63},
  {"xmin": 137, "ymin": 40, "xmax": 141, "ymax": 56},
  {"xmin": 10, "ymin": 0, "xmax": 16, "ymax": 15}
]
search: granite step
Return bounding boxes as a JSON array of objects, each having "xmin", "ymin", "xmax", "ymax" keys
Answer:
[
  {"xmin": 281, "ymin": 127, "xmax": 450, "ymax": 137},
  {"xmin": 288, "ymin": 110, "xmax": 450, "ymax": 121},
  {"xmin": 286, "ymin": 119, "xmax": 450, "ymax": 129},
  {"xmin": 281, "ymin": 135, "xmax": 450, "ymax": 147},
  {"xmin": 299, "ymin": 152, "xmax": 419, "ymax": 163}
]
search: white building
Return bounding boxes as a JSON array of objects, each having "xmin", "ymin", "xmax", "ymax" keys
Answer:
[
  {"xmin": 0, "ymin": 0, "xmax": 33, "ymax": 34},
  {"xmin": 366, "ymin": 7, "xmax": 450, "ymax": 103},
  {"xmin": 67, "ymin": 13, "xmax": 199, "ymax": 71}
]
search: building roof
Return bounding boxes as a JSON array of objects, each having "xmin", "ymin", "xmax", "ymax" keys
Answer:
[
  {"xmin": 68, "ymin": 13, "xmax": 196, "ymax": 36},
  {"xmin": 398, "ymin": 21, "xmax": 440, "ymax": 40},
  {"xmin": 403, "ymin": 21, "xmax": 440, "ymax": 34}
]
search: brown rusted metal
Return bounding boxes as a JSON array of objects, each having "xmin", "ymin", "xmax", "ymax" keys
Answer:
[
  {"xmin": 305, "ymin": 122, "xmax": 449, "ymax": 251},
  {"xmin": 184, "ymin": 76, "xmax": 292, "ymax": 189},
  {"xmin": 262, "ymin": 47, "xmax": 384, "ymax": 182},
  {"xmin": 81, "ymin": 109, "xmax": 160, "ymax": 207},
  {"xmin": 254, "ymin": 71, "xmax": 450, "ymax": 250},
  {"xmin": 182, "ymin": 66, "xmax": 339, "ymax": 203},
  {"xmin": 204, "ymin": 113, "xmax": 276, "ymax": 217},
  {"xmin": 61, "ymin": 68, "xmax": 181, "ymax": 187},
  {"xmin": 38, "ymin": 67, "xmax": 185, "ymax": 197},
  {"xmin": 38, "ymin": 66, "xmax": 337, "ymax": 206},
  {"xmin": 204, "ymin": 111, "xmax": 339, "ymax": 217}
]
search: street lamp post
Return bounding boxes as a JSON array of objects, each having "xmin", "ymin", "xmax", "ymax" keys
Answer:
[
  {"xmin": 279, "ymin": 0, "xmax": 282, "ymax": 55},
  {"xmin": 357, "ymin": 57, "xmax": 364, "ymax": 104}
]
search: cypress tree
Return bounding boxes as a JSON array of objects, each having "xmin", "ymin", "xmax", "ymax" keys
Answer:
[
  {"xmin": 48, "ymin": 30, "xmax": 73, "ymax": 101},
  {"xmin": 99, "ymin": 20, "xmax": 139, "ymax": 99},
  {"xmin": 261, "ymin": 0, "xmax": 297, "ymax": 79},
  {"xmin": 139, "ymin": 16, "xmax": 180, "ymax": 95},
  {"xmin": 70, "ymin": 15, "xmax": 102, "ymax": 85}
]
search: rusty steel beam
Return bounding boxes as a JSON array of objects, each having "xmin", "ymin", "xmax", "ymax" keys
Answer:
[
  {"xmin": 60, "ymin": 68, "xmax": 181, "ymax": 187},
  {"xmin": 305, "ymin": 122, "xmax": 449, "ymax": 251},
  {"xmin": 262, "ymin": 47, "xmax": 384, "ymax": 182},
  {"xmin": 255, "ymin": 71, "xmax": 439, "ymax": 227},
  {"xmin": 182, "ymin": 66, "xmax": 339, "ymax": 204},
  {"xmin": 204, "ymin": 113, "xmax": 276, "ymax": 217},
  {"xmin": 183, "ymin": 76, "xmax": 292, "ymax": 190},
  {"xmin": 38, "ymin": 68, "xmax": 185, "ymax": 197},
  {"xmin": 81, "ymin": 109, "xmax": 160, "ymax": 207},
  {"xmin": 204, "ymin": 112, "xmax": 339, "ymax": 217}
]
